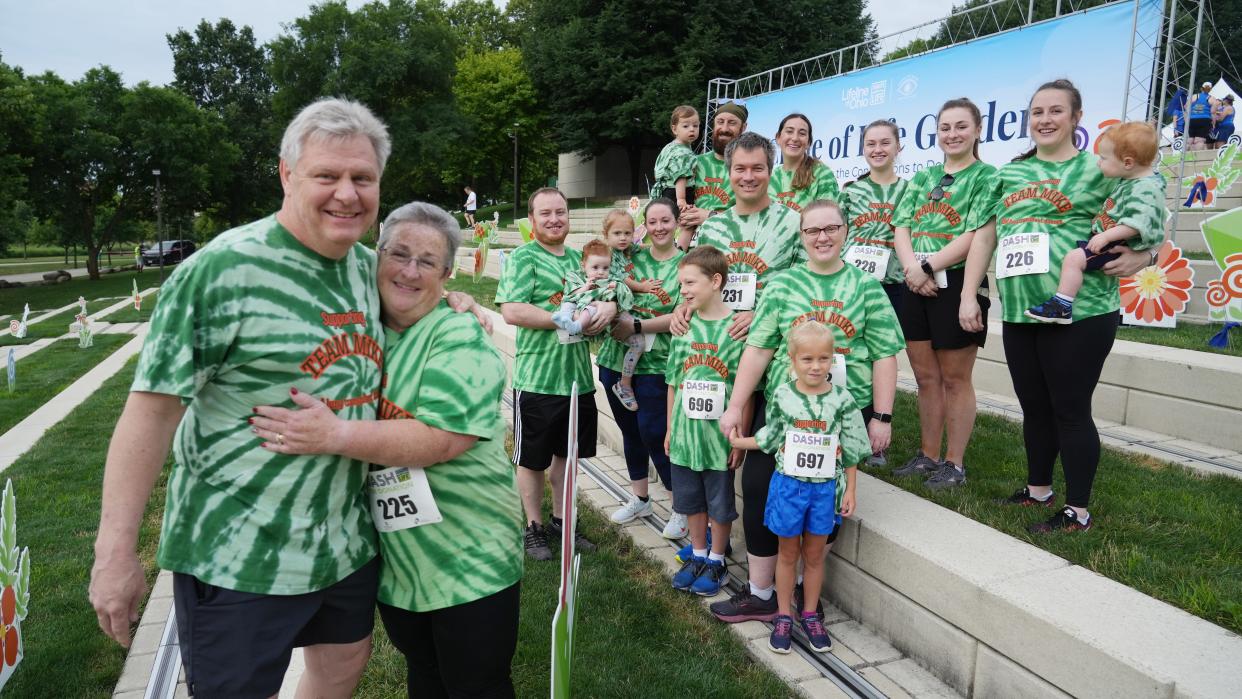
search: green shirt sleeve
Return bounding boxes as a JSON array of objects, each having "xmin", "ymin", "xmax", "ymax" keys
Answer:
[
  {"xmin": 747, "ymin": 279, "xmax": 783, "ymax": 349},
  {"xmin": 407, "ymin": 313, "xmax": 506, "ymax": 441},
  {"xmin": 1112, "ymin": 176, "xmax": 1168, "ymax": 251},
  {"xmin": 132, "ymin": 250, "xmax": 241, "ymax": 399},
  {"xmin": 813, "ymin": 163, "xmax": 841, "ymax": 202},
  {"xmin": 892, "ymin": 169, "xmax": 928, "ymax": 229},
  {"xmin": 837, "ymin": 391, "xmax": 871, "ymax": 468},
  {"xmin": 754, "ymin": 400, "xmax": 787, "ymax": 455},
  {"xmin": 495, "ymin": 247, "xmax": 534, "ymax": 304},
  {"xmin": 964, "ymin": 166, "xmax": 999, "ymax": 232}
]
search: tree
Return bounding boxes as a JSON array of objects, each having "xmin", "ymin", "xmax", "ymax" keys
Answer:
[
  {"xmin": 168, "ymin": 19, "xmax": 280, "ymax": 228},
  {"xmin": 268, "ymin": 0, "xmax": 465, "ymax": 208},
  {"xmin": 23, "ymin": 68, "xmax": 235, "ymax": 279},
  {"xmin": 446, "ymin": 0, "xmax": 519, "ymax": 54},
  {"xmin": 0, "ymin": 57, "xmax": 39, "ymax": 255},
  {"xmin": 451, "ymin": 48, "xmax": 556, "ymax": 202},
  {"xmin": 518, "ymin": 0, "xmax": 875, "ymax": 193}
]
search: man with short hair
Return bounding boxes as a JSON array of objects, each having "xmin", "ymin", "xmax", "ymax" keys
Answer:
[
  {"xmin": 498, "ymin": 187, "xmax": 614, "ymax": 560},
  {"xmin": 681, "ymin": 131, "xmax": 807, "ymax": 625},
  {"xmin": 678, "ymin": 101, "xmax": 748, "ymax": 248},
  {"xmin": 90, "ymin": 98, "xmax": 391, "ymax": 698}
]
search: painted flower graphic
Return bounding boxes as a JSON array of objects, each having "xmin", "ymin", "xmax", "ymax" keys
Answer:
[
  {"xmin": 1205, "ymin": 252, "xmax": 1242, "ymax": 322},
  {"xmin": 1119, "ymin": 241, "xmax": 1195, "ymax": 323}
]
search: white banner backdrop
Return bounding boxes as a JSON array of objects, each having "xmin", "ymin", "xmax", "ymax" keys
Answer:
[{"xmin": 741, "ymin": 0, "xmax": 1163, "ymax": 181}]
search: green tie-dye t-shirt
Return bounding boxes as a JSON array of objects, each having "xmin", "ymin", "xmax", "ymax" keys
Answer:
[
  {"xmin": 842, "ymin": 177, "xmax": 910, "ymax": 285},
  {"xmin": 988, "ymin": 151, "xmax": 1120, "ymax": 322},
  {"xmin": 376, "ymin": 302, "xmax": 523, "ymax": 613},
  {"xmin": 755, "ymin": 382, "xmax": 871, "ymax": 485},
  {"xmin": 133, "ymin": 215, "xmax": 382, "ymax": 595},
  {"xmin": 664, "ymin": 314, "xmax": 745, "ymax": 472},
  {"xmin": 597, "ymin": 248, "xmax": 683, "ymax": 375},
  {"xmin": 693, "ymin": 153, "xmax": 732, "ymax": 211},
  {"xmin": 496, "ymin": 241, "xmax": 593, "ymax": 396},
  {"xmin": 1091, "ymin": 173, "xmax": 1167, "ymax": 250},
  {"xmin": 653, "ymin": 141, "xmax": 697, "ymax": 197},
  {"xmin": 893, "ymin": 160, "xmax": 998, "ymax": 270},
  {"xmin": 748, "ymin": 263, "xmax": 905, "ymax": 407},
  {"xmin": 769, "ymin": 161, "xmax": 841, "ymax": 214},
  {"xmin": 693, "ymin": 203, "xmax": 806, "ymax": 301}
]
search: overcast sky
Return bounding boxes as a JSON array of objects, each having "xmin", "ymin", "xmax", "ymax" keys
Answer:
[{"xmin": 0, "ymin": 0, "xmax": 957, "ymax": 86}]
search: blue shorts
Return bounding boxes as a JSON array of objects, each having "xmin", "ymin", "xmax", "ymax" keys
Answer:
[{"xmin": 763, "ymin": 471, "xmax": 840, "ymax": 538}]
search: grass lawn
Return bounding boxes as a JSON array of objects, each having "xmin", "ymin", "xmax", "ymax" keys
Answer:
[
  {"xmin": 0, "ymin": 335, "xmax": 130, "ymax": 434},
  {"xmin": 1, "ymin": 299, "xmax": 124, "ymax": 347},
  {"xmin": 0, "ymin": 260, "xmax": 90, "ymax": 276},
  {"xmin": 878, "ymin": 390, "xmax": 1242, "ymax": 634},
  {"xmin": 445, "ymin": 274, "xmax": 499, "ymax": 312},
  {"xmin": 1116, "ymin": 321, "xmax": 1241, "ymax": 357},
  {"xmin": 0, "ymin": 269, "xmax": 166, "ymax": 317},
  {"xmin": 1, "ymin": 359, "xmax": 169, "ymax": 698},
  {"xmin": 99, "ymin": 293, "xmax": 159, "ymax": 324}
]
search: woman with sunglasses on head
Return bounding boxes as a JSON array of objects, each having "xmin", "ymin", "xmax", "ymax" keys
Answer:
[
  {"xmin": 891, "ymin": 98, "xmax": 996, "ymax": 490},
  {"xmin": 959, "ymin": 79, "xmax": 1152, "ymax": 533}
]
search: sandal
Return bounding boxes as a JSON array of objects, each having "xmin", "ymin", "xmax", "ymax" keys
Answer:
[{"xmin": 611, "ymin": 382, "xmax": 639, "ymax": 411}]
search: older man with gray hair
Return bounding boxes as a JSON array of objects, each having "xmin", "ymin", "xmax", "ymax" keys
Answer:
[{"xmin": 90, "ymin": 97, "xmax": 391, "ymax": 698}]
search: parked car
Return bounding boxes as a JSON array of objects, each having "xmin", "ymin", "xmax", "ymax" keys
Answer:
[{"xmin": 142, "ymin": 240, "xmax": 196, "ymax": 266}]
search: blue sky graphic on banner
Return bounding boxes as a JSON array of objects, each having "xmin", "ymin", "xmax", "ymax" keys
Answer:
[{"xmin": 742, "ymin": 0, "xmax": 1162, "ymax": 182}]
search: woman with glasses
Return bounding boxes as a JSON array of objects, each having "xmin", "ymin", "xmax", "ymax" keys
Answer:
[
  {"xmin": 719, "ymin": 199, "xmax": 904, "ymax": 614},
  {"xmin": 891, "ymin": 97, "xmax": 996, "ymax": 490},
  {"xmin": 250, "ymin": 202, "xmax": 524, "ymax": 697},
  {"xmin": 959, "ymin": 79, "xmax": 1152, "ymax": 533}
]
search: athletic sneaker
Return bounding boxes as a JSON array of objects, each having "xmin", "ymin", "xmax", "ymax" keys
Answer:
[
  {"xmin": 867, "ymin": 449, "xmax": 888, "ymax": 467},
  {"xmin": 611, "ymin": 381, "xmax": 639, "ymax": 411},
  {"xmin": 524, "ymin": 522, "xmax": 552, "ymax": 561},
  {"xmin": 800, "ymin": 611, "xmax": 833, "ymax": 652},
  {"xmin": 793, "ymin": 583, "xmax": 825, "ymax": 621},
  {"xmin": 768, "ymin": 614, "xmax": 794, "ymax": 654},
  {"xmin": 691, "ymin": 559, "xmax": 727, "ymax": 597},
  {"xmin": 672, "ymin": 556, "xmax": 706, "ymax": 591},
  {"xmin": 893, "ymin": 453, "xmax": 940, "ymax": 477},
  {"xmin": 1029, "ymin": 506, "xmax": 1093, "ymax": 533},
  {"xmin": 999, "ymin": 486, "xmax": 1057, "ymax": 508},
  {"xmin": 662, "ymin": 512, "xmax": 688, "ymax": 539},
  {"xmin": 1025, "ymin": 297, "xmax": 1073, "ymax": 324},
  {"xmin": 675, "ymin": 527, "xmax": 732, "ymax": 563},
  {"xmin": 710, "ymin": 590, "xmax": 778, "ymax": 623},
  {"xmin": 610, "ymin": 496, "xmax": 653, "ymax": 524},
  {"xmin": 547, "ymin": 518, "xmax": 597, "ymax": 552},
  {"xmin": 925, "ymin": 461, "xmax": 966, "ymax": 490}
]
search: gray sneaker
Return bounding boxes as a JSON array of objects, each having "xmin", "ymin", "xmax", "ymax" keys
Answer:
[
  {"xmin": 924, "ymin": 461, "xmax": 966, "ymax": 490},
  {"xmin": 867, "ymin": 450, "xmax": 888, "ymax": 467},
  {"xmin": 892, "ymin": 453, "xmax": 939, "ymax": 477}
]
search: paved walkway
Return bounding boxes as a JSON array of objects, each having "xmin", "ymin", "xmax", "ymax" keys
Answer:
[{"xmin": 0, "ymin": 267, "xmax": 91, "ymax": 284}]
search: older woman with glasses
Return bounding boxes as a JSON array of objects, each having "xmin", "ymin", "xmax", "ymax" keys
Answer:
[
  {"xmin": 890, "ymin": 97, "xmax": 997, "ymax": 491},
  {"xmin": 250, "ymin": 202, "xmax": 523, "ymax": 698}
]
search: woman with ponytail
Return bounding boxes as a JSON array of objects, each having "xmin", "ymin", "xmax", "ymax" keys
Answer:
[
  {"xmin": 769, "ymin": 114, "xmax": 841, "ymax": 213},
  {"xmin": 891, "ymin": 98, "xmax": 996, "ymax": 489},
  {"xmin": 959, "ymin": 79, "xmax": 1152, "ymax": 533}
]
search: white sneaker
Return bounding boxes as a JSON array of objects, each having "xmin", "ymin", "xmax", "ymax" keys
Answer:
[
  {"xmin": 662, "ymin": 512, "xmax": 689, "ymax": 539},
  {"xmin": 611, "ymin": 496, "xmax": 653, "ymax": 524}
]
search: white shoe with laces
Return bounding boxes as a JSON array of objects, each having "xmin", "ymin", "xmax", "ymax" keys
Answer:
[
  {"xmin": 611, "ymin": 496, "xmax": 654, "ymax": 524},
  {"xmin": 662, "ymin": 512, "xmax": 689, "ymax": 539}
]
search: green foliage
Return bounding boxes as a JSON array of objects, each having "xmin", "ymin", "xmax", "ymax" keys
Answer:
[
  {"xmin": 0, "ymin": 60, "xmax": 39, "ymax": 256},
  {"xmin": 446, "ymin": 0, "xmax": 520, "ymax": 54},
  {"xmin": 268, "ymin": 0, "xmax": 463, "ymax": 208},
  {"xmin": 1180, "ymin": 142, "xmax": 1241, "ymax": 192},
  {"xmin": 168, "ymin": 19, "xmax": 280, "ymax": 228}
]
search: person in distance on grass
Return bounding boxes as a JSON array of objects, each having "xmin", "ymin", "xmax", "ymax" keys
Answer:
[
  {"xmin": 250, "ymin": 202, "xmax": 523, "ymax": 698},
  {"xmin": 463, "ymin": 185, "xmax": 477, "ymax": 226},
  {"xmin": 663, "ymin": 245, "xmax": 750, "ymax": 598},
  {"xmin": 87, "ymin": 99, "xmax": 486, "ymax": 698},
  {"xmin": 498, "ymin": 187, "xmax": 612, "ymax": 561},
  {"xmin": 729, "ymin": 321, "xmax": 869, "ymax": 654},
  {"xmin": 1025, "ymin": 122, "xmax": 1167, "ymax": 325}
]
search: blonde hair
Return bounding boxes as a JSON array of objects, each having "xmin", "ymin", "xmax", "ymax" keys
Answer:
[
  {"xmin": 801, "ymin": 199, "xmax": 847, "ymax": 227},
  {"xmin": 601, "ymin": 209, "xmax": 633, "ymax": 236},
  {"xmin": 670, "ymin": 105, "xmax": 699, "ymax": 129},
  {"xmin": 1098, "ymin": 122, "xmax": 1159, "ymax": 166},
  {"xmin": 788, "ymin": 320, "xmax": 835, "ymax": 355}
]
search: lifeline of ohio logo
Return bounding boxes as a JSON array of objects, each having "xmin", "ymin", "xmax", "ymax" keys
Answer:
[{"xmin": 896, "ymin": 75, "xmax": 919, "ymax": 100}]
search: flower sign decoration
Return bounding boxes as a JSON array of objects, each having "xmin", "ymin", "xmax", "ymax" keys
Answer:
[
  {"xmin": 0, "ymin": 480, "xmax": 31, "ymax": 691},
  {"xmin": 472, "ymin": 220, "xmax": 500, "ymax": 283},
  {"xmin": 627, "ymin": 196, "xmax": 647, "ymax": 245},
  {"xmin": 1202, "ymin": 207, "xmax": 1242, "ymax": 324},
  {"xmin": 1120, "ymin": 241, "xmax": 1195, "ymax": 327}
]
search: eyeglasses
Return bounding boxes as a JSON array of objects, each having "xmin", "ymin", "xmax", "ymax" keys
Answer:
[
  {"xmin": 382, "ymin": 248, "xmax": 443, "ymax": 274},
  {"xmin": 929, "ymin": 174, "xmax": 955, "ymax": 202},
  {"xmin": 800, "ymin": 224, "xmax": 846, "ymax": 237}
]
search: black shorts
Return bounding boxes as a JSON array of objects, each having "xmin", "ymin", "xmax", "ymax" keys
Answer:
[
  {"xmin": 173, "ymin": 557, "xmax": 379, "ymax": 699},
  {"xmin": 1077, "ymin": 240, "xmax": 1122, "ymax": 272},
  {"xmin": 899, "ymin": 267, "xmax": 989, "ymax": 350},
  {"xmin": 1188, "ymin": 119, "xmax": 1211, "ymax": 139},
  {"xmin": 512, "ymin": 389, "xmax": 598, "ymax": 470}
]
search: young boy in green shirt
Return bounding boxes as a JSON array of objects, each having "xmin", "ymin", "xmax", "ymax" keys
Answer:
[{"xmin": 664, "ymin": 245, "xmax": 750, "ymax": 597}]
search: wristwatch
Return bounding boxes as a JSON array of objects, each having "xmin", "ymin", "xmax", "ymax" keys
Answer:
[
  {"xmin": 871, "ymin": 412, "xmax": 893, "ymax": 424},
  {"xmin": 920, "ymin": 260, "xmax": 935, "ymax": 276},
  {"xmin": 632, "ymin": 317, "xmax": 642, "ymax": 335}
]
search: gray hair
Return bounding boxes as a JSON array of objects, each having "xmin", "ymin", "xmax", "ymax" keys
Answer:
[
  {"xmin": 724, "ymin": 131, "xmax": 775, "ymax": 171},
  {"xmin": 379, "ymin": 202, "xmax": 462, "ymax": 270},
  {"xmin": 280, "ymin": 98, "xmax": 392, "ymax": 173}
]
